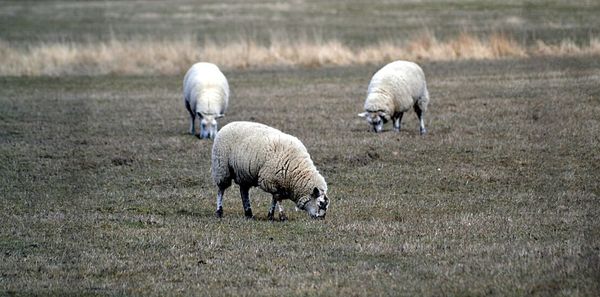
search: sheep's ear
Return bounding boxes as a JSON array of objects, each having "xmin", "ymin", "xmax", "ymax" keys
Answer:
[
  {"xmin": 215, "ymin": 114, "xmax": 224, "ymax": 119},
  {"xmin": 357, "ymin": 112, "xmax": 368, "ymax": 118},
  {"xmin": 311, "ymin": 187, "xmax": 321, "ymax": 198}
]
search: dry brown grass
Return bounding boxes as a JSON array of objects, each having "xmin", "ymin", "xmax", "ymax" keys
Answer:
[
  {"xmin": 2, "ymin": 32, "xmax": 600, "ymax": 76},
  {"xmin": 533, "ymin": 38, "xmax": 600, "ymax": 56},
  {"xmin": 400, "ymin": 31, "xmax": 527, "ymax": 61},
  {"xmin": 0, "ymin": 37, "xmax": 199, "ymax": 76}
]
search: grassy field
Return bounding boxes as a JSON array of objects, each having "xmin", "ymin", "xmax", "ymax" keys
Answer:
[
  {"xmin": 1, "ymin": 0, "xmax": 600, "ymax": 296},
  {"xmin": 2, "ymin": 0, "xmax": 600, "ymax": 45},
  {"xmin": 1, "ymin": 57, "xmax": 599, "ymax": 295}
]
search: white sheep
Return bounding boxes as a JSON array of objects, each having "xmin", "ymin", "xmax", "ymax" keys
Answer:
[
  {"xmin": 183, "ymin": 62, "xmax": 229, "ymax": 139},
  {"xmin": 211, "ymin": 121, "xmax": 329, "ymax": 220},
  {"xmin": 358, "ymin": 60, "xmax": 430, "ymax": 135}
]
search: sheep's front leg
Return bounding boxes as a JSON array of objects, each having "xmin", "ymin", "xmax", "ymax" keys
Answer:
[
  {"xmin": 268, "ymin": 196, "xmax": 277, "ymax": 221},
  {"xmin": 215, "ymin": 188, "xmax": 225, "ymax": 218},
  {"xmin": 240, "ymin": 186, "xmax": 253, "ymax": 218},
  {"xmin": 189, "ymin": 115, "xmax": 196, "ymax": 136},
  {"xmin": 393, "ymin": 112, "xmax": 404, "ymax": 132},
  {"xmin": 268, "ymin": 195, "xmax": 287, "ymax": 221},
  {"xmin": 414, "ymin": 104, "xmax": 427, "ymax": 135},
  {"xmin": 277, "ymin": 203, "xmax": 287, "ymax": 221},
  {"xmin": 185, "ymin": 100, "xmax": 196, "ymax": 135}
]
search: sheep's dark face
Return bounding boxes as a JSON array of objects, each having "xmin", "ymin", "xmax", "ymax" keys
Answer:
[
  {"xmin": 198, "ymin": 113, "xmax": 223, "ymax": 139},
  {"xmin": 358, "ymin": 111, "xmax": 389, "ymax": 133},
  {"xmin": 299, "ymin": 188, "xmax": 329, "ymax": 219}
]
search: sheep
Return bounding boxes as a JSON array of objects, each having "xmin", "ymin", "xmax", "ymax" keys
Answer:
[
  {"xmin": 183, "ymin": 62, "xmax": 229, "ymax": 139},
  {"xmin": 358, "ymin": 60, "xmax": 430, "ymax": 135},
  {"xmin": 211, "ymin": 121, "xmax": 329, "ymax": 221}
]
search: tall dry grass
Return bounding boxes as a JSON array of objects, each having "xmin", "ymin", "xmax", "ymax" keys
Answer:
[{"xmin": 1, "ymin": 33, "xmax": 600, "ymax": 76}]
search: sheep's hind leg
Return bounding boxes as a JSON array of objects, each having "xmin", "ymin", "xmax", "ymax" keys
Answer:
[
  {"xmin": 393, "ymin": 112, "xmax": 404, "ymax": 132},
  {"xmin": 414, "ymin": 104, "xmax": 427, "ymax": 135},
  {"xmin": 215, "ymin": 188, "xmax": 225, "ymax": 218},
  {"xmin": 240, "ymin": 186, "xmax": 253, "ymax": 219}
]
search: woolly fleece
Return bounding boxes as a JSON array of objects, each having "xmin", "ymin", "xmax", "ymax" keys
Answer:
[{"xmin": 211, "ymin": 121, "xmax": 327, "ymax": 204}]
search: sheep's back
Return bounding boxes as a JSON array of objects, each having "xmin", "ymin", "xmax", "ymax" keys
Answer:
[
  {"xmin": 183, "ymin": 63, "xmax": 229, "ymax": 114},
  {"xmin": 368, "ymin": 61, "xmax": 427, "ymax": 111},
  {"xmin": 212, "ymin": 122, "xmax": 290, "ymax": 186}
]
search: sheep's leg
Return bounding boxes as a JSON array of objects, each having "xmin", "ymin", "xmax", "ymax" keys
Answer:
[
  {"xmin": 209, "ymin": 126, "xmax": 217, "ymax": 140},
  {"xmin": 190, "ymin": 117, "xmax": 196, "ymax": 136},
  {"xmin": 393, "ymin": 112, "xmax": 404, "ymax": 132},
  {"xmin": 414, "ymin": 103, "xmax": 427, "ymax": 135},
  {"xmin": 240, "ymin": 186, "xmax": 253, "ymax": 218},
  {"xmin": 268, "ymin": 196, "xmax": 277, "ymax": 221},
  {"xmin": 185, "ymin": 100, "xmax": 195, "ymax": 135},
  {"xmin": 268, "ymin": 195, "xmax": 287, "ymax": 221},
  {"xmin": 215, "ymin": 188, "xmax": 225, "ymax": 218},
  {"xmin": 278, "ymin": 203, "xmax": 287, "ymax": 222}
]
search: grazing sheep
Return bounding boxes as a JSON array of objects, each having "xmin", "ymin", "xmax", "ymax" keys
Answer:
[
  {"xmin": 358, "ymin": 60, "xmax": 430, "ymax": 135},
  {"xmin": 183, "ymin": 62, "xmax": 229, "ymax": 139},
  {"xmin": 211, "ymin": 121, "xmax": 329, "ymax": 221}
]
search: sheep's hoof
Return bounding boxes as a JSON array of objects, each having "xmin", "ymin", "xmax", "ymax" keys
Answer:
[
  {"xmin": 244, "ymin": 209, "xmax": 254, "ymax": 219},
  {"xmin": 420, "ymin": 129, "xmax": 427, "ymax": 136},
  {"xmin": 267, "ymin": 212, "xmax": 274, "ymax": 221},
  {"xmin": 215, "ymin": 208, "xmax": 223, "ymax": 218},
  {"xmin": 279, "ymin": 213, "xmax": 288, "ymax": 222}
]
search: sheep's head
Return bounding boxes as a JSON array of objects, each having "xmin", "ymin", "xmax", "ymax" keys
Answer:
[
  {"xmin": 198, "ymin": 113, "xmax": 224, "ymax": 139},
  {"xmin": 297, "ymin": 187, "xmax": 329, "ymax": 219},
  {"xmin": 358, "ymin": 110, "xmax": 389, "ymax": 133}
]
